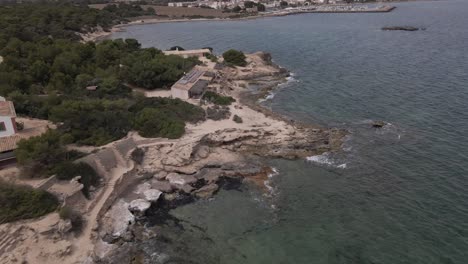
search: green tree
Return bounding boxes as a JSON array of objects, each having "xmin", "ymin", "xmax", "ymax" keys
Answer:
[
  {"xmin": 258, "ymin": 4, "xmax": 266, "ymax": 12},
  {"xmin": 222, "ymin": 49, "xmax": 247, "ymax": 67},
  {"xmin": 134, "ymin": 108, "xmax": 185, "ymax": 139},
  {"xmin": 0, "ymin": 182, "xmax": 58, "ymax": 224}
]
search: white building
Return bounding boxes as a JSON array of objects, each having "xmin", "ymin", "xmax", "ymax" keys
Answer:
[
  {"xmin": 0, "ymin": 97, "xmax": 18, "ymax": 138},
  {"xmin": 171, "ymin": 68, "xmax": 215, "ymax": 100},
  {"xmin": 163, "ymin": 48, "xmax": 212, "ymax": 59}
]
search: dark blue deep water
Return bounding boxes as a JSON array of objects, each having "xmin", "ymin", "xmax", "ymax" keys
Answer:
[{"xmin": 112, "ymin": 1, "xmax": 468, "ymax": 263}]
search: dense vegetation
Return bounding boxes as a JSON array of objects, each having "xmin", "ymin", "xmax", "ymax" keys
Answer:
[
  {"xmin": 0, "ymin": 2, "xmax": 203, "ymax": 147},
  {"xmin": 222, "ymin": 49, "xmax": 247, "ymax": 67},
  {"xmin": 54, "ymin": 162, "xmax": 100, "ymax": 198},
  {"xmin": 1, "ymin": 3, "xmax": 211, "ymax": 213},
  {"xmin": 0, "ymin": 38, "xmax": 198, "ymax": 97},
  {"xmin": 0, "ymin": 182, "xmax": 59, "ymax": 224},
  {"xmin": 244, "ymin": 1, "xmax": 266, "ymax": 12},
  {"xmin": 0, "ymin": 3, "xmax": 154, "ymax": 44},
  {"xmin": 202, "ymin": 91, "xmax": 235, "ymax": 105},
  {"xmin": 15, "ymin": 130, "xmax": 83, "ymax": 178}
]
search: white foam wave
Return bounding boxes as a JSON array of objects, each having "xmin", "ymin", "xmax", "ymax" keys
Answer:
[
  {"xmin": 337, "ymin": 163, "xmax": 347, "ymax": 169},
  {"xmin": 258, "ymin": 73, "xmax": 298, "ymax": 102},
  {"xmin": 263, "ymin": 167, "xmax": 279, "ymax": 196},
  {"xmin": 306, "ymin": 153, "xmax": 347, "ymax": 169},
  {"xmin": 258, "ymin": 91, "xmax": 277, "ymax": 103}
]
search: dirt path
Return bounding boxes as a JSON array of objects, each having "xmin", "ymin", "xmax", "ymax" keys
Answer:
[{"xmin": 67, "ymin": 162, "xmax": 134, "ymax": 263}]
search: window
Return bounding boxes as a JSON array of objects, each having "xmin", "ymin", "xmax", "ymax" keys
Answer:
[{"xmin": 0, "ymin": 122, "xmax": 6, "ymax": 132}]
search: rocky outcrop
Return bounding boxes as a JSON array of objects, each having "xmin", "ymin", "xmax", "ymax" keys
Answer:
[
  {"xmin": 200, "ymin": 127, "xmax": 345, "ymax": 159},
  {"xmin": 143, "ymin": 189, "xmax": 162, "ymax": 202},
  {"xmin": 194, "ymin": 183, "xmax": 219, "ymax": 198},
  {"xmin": 382, "ymin": 26, "xmax": 421, "ymax": 31},
  {"xmin": 128, "ymin": 199, "xmax": 151, "ymax": 216},
  {"xmin": 372, "ymin": 121, "xmax": 386, "ymax": 128},
  {"xmin": 166, "ymin": 172, "xmax": 197, "ymax": 186}
]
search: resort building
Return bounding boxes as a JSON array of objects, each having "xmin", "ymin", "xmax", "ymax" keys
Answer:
[
  {"xmin": 171, "ymin": 68, "xmax": 215, "ymax": 100},
  {"xmin": 0, "ymin": 96, "xmax": 49, "ymax": 167},
  {"xmin": 0, "ymin": 97, "xmax": 18, "ymax": 138},
  {"xmin": 163, "ymin": 48, "xmax": 212, "ymax": 59}
]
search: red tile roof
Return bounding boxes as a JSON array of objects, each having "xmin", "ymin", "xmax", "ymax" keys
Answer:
[{"xmin": 0, "ymin": 101, "xmax": 16, "ymax": 117}]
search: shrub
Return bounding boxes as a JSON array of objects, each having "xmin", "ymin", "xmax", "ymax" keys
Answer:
[
  {"xmin": 233, "ymin": 115, "xmax": 243, "ymax": 123},
  {"xmin": 59, "ymin": 206, "xmax": 83, "ymax": 232},
  {"xmin": 131, "ymin": 147, "xmax": 145, "ymax": 165},
  {"xmin": 169, "ymin": 46, "xmax": 185, "ymax": 51},
  {"xmin": 134, "ymin": 108, "xmax": 185, "ymax": 139},
  {"xmin": 0, "ymin": 182, "xmax": 58, "ymax": 224},
  {"xmin": 59, "ymin": 206, "xmax": 73, "ymax": 220},
  {"xmin": 205, "ymin": 53, "xmax": 218, "ymax": 62},
  {"xmin": 15, "ymin": 130, "xmax": 67, "ymax": 178},
  {"xmin": 15, "ymin": 121, "xmax": 24, "ymax": 131},
  {"xmin": 202, "ymin": 91, "xmax": 236, "ymax": 105},
  {"xmin": 54, "ymin": 162, "xmax": 100, "ymax": 198},
  {"xmin": 222, "ymin": 49, "xmax": 247, "ymax": 67},
  {"xmin": 130, "ymin": 97, "xmax": 206, "ymax": 123},
  {"xmin": 206, "ymin": 106, "xmax": 231, "ymax": 120}
]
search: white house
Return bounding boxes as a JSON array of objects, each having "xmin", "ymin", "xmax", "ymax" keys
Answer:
[
  {"xmin": 163, "ymin": 48, "xmax": 212, "ymax": 59},
  {"xmin": 0, "ymin": 97, "xmax": 17, "ymax": 138},
  {"xmin": 171, "ymin": 68, "xmax": 214, "ymax": 100}
]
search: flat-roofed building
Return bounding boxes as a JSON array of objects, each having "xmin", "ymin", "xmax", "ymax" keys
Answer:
[
  {"xmin": 0, "ymin": 98, "xmax": 18, "ymax": 138},
  {"xmin": 163, "ymin": 48, "xmax": 212, "ymax": 59},
  {"xmin": 171, "ymin": 68, "xmax": 215, "ymax": 100}
]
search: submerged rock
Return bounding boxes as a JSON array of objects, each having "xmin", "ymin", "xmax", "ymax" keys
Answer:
[
  {"xmin": 194, "ymin": 183, "xmax": 219, "ymax": 198},
  {"xmin": 372, "ymin": 121, "xmax": 386, "ymax": 128},
  {"xmin": 382, "ymin": 26, "xmax": 420, "ymax": 31}
]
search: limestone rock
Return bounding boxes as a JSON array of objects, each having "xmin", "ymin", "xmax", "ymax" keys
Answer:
[
  {"xmin": 102, "ymin": 200, "xmax": 135, "ymax": 238},
  {"xmin": 154, "ymin": 171, "xmax": 168, "ymax": 180},
  {"xmin": 372, "ymin": 121, "xmax": 386, "ymax": 128},
  {"xmin": 151, "ymin": 180, "xmax": 173, "ymax": 193},
  {"xmin": 166, "ymin": 172, "xmax": 197, "ymax": 186},
  {"xmin": 143, "ymin": 189, "xmax": 162, "ymax": 202},
  {"xmin": 382, "ymin": 26, "xmax": 420, "ymax": 31},
  {"xmin": 180, "ymin": 184, "xmax": 194, "ymax": 194},
  {"xmin": 196, "ymin": 145, "xmax": 210, "ymax": 159},
  {"xmin": 57, "ymin": 219, "xmax": 73, "ymax": 234},
  {"xmin": 128, "ymin": 199, "xmax": 151, "ymax": 216},
  {"xmin": 194, "ymin": 184, "xmax": 219, "ymax": 198}
]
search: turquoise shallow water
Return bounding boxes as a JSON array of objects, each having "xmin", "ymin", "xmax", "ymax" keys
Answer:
[{"xmin": 112, "ymin": 1, "xmax": 468, "ymax": 263}]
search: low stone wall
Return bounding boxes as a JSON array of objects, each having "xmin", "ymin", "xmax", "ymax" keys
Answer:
[
  {"xmin": 96, "ymin": 164, "xmax": 140, "ymax": 224},
  {"xmin": 36, "ymin": 175, "xmax": 57, "ymax": 191}
]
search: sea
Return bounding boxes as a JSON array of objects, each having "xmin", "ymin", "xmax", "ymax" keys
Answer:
[{"xmin": 111, "ymin": 1, "xmax": 468, "ymax": 263}]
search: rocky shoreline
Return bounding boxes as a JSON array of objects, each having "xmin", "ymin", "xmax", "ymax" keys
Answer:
[{"xmin": 90, "ymin": 52, "xmax": 346, "ymax": 263}]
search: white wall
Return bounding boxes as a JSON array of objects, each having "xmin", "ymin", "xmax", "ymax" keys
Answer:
[
  {"xmin": 171, "ymin": 88, "xmax": 189, "ymax": 100},
  {"xmin": 0, "ymin": 116, "xmax": 16, "ymax": 138}
]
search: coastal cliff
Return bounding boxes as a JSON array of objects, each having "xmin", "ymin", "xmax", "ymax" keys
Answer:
[{"xmin": 92, "ymin": 52, "xmax": 346, "ymax": 263}]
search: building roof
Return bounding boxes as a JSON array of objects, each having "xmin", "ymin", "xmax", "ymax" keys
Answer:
[
  {"xmin": 172, "ymin": 69, "xmax": 206, "ymax": 91},
  {"xmin": 204, "ymin": 71, "xmax": 216, "ymax": 78},
  {"xmin": 163, "ymin": 49, "xmax": 211, "ymax": 56},
  {"xmin": 190, "ymin": 80, "xmax": 210, "ymax": 95},
  {"xmin": 0, "ymin": 101, "xmax": 16, "ymax": 117},
  {"xmin": 0, "ymin": 127, "xmax": 48, "ymax": 153},
  {"xmin": 86, "ymin": 85, "xmax": 98, "ymax": 91}
]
